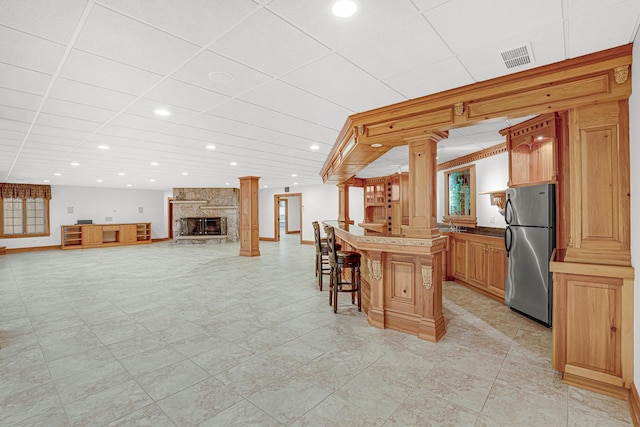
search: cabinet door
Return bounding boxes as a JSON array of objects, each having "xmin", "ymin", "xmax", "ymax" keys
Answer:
[
  {"xmin": 82, "ymin": 225, "xmax": 102, "ymax": 246},
  {"xmin": 487, "ymin": 245, "xmax": 507, "ymax": 298},
  {"xmin": 468, "ymin": 241, "xmax": 487, "ymax": 288},
  {"xmin": 565, "ymin": 274, "xmax": 622, "ymax": 378},
  {"xmin": 451, "ymin": 237, "xmax": 468, "ymax": 280},
  {"xmin": 119, "ymin": 224, "xmax": 137, "ymax": 243}
]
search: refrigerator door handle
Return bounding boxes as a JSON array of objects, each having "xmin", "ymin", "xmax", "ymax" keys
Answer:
[
  {"xmin": 505, "ymin": 226, "xmax": 512, "ymax": 257},
  {"xmin": 504, "ymin": 198, "xmax": 513, "ymax": 225}
]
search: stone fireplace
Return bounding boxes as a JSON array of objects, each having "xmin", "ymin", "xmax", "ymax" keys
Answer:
[{"xmin": 172, "ymin": 188, "xmax": 239, "ymax": 244}]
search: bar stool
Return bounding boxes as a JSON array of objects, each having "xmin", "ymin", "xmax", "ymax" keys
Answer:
[
  {"xmin": 324, "ymin": 225, "xmax": 361, "ymax": 313},
  {"xmin": 312, "ymin": 221, "xmax": 330, "ymax": 291}
]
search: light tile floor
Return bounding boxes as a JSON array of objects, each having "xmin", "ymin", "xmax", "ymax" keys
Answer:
[{"xmin": 0, "ymin": 235, "xmax": 633, "ymax": 426}]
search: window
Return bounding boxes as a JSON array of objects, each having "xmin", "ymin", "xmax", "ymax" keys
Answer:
[{"xmin": 0, "ymin": 184, "xmax": 51, "ymax": 238}]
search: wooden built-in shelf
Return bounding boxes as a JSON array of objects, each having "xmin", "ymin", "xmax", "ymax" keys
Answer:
[{"xmin": 61, "ymin": 223, "xmax": 152, "ymax": 250}]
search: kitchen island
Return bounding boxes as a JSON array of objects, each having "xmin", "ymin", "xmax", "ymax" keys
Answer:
[{"xmin": 323, "ymin": 220, "xmax": 447, "ymax": 342}]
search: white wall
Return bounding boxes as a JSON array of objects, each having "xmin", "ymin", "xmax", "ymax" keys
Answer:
[
  {"xmin": 437, "ymin": 152, "xmax": 509, "ymax": 228},
  {"xmin": 0, "ymin": 185, "xmax": 168, "ymax": 249},
  {"xmin": 286, "ymin": 196, "xmax": 301, "ymax": 232},
  {"xmin": 630, "ymin": 35, "xmax": 640, "ymax": 389},
  {"xmin": 258, "ymin": 184, "xmax": 338, "ymax": 242}
]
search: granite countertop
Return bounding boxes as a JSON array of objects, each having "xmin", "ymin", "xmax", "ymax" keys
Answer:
[{"xmin": 438, "ymin": 225, "xmax": 505, "ymax": 238}]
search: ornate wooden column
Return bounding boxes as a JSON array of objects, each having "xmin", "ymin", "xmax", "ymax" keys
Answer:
[
  {"xmin": 337, "ymin": 182, "xmax": 351, "ymax": 227},
  {"xmin": 402, "ymin": 131, "xmax": 448, "ymax": 238},
  {"xmin": 239, "ymin": 176, "xmax": 260, "ymax": 257}
]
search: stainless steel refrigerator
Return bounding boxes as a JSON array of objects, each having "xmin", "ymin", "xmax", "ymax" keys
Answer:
[{"xmin": 504, "ymin": 183, "xmax": 555, "ymax": 327}]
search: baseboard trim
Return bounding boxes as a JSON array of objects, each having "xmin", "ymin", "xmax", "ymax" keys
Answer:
[
  {"xmin": 152, "ymin": 238, "xmax": 170, "ymax": 242},
  {"xmin": 6, "ymin": 245, "xmax": 60, "ymax": 254},
  {"xmin": 285, "ymin": 230, "xmax": 300, "ymax": 234},
  {"xmin": 259, "ymin": 237, "xmax": 276, "ymax": 242},
  {"xmin": 630, "ymin": 383, "xmax": 640, "ymax": 426},
  {"xmin": 301, "ymin": 240, "xmax": 314, "ymax": 245}
]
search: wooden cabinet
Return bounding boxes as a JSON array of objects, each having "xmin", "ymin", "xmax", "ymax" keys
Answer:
[
  {"xmin": 550, "ymin": 261, "xmax": 633, "ymax": 398},
  {"xmin": 502, "ymin": 113, "xmax": 560, "ymax": 187},
  {"xmin": 361, "ymin": 173, "xmax": 408, "ymax": 237},
  {"xmin": 445, "ymin": 232, "xmax": 506, "ymax": 301},
  {"xmin": 119, "ymin": 224, "xmax": 137, "ymax": 243},
  {"xmin": 82, "ymin": 225, "xmax": 103, "ymax": 246},
  {"xmin": 61, "ymin": 223, "xmax": 152, "ymax": 250}
]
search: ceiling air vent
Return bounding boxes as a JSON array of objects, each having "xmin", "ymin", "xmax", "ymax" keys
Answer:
[{"xmin": 500, "ymin": 44, "xmax": 533, "ymax": 69}]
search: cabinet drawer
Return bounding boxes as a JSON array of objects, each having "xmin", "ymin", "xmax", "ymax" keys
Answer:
[{"xmin": 102, "ymin": 225, "xmax": 119, "ymax": 231}]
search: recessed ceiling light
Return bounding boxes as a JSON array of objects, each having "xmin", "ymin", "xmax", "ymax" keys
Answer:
[
  {"xmin": 182, "ymin": 172, "xmax": 189, "ymax": 176},
  {"xmin": 97, "ymin": 179, "xmax": 103, "ymax": 183},
  {"xmin": 205, "ymin": 144, "xmax": 216, "ymax": 150},
  {"xmin": 150, "ymin": 162, "xmax": 159, "ymax": 166},
  {"xmin": 70, "ymin": 162, "xmax": 79, "ymax": 166},
  {"xmin": 332, "ymin": 0, "xmax": 357, "ymax": 17},
  {"xmin": 154, "ymin": 109, "xmax": 171, "ymax": 116},
  {"xmin": 225, "ymin": 182, "xmax": 230, "ymax": 186},
  {"xmin": 293, "ymin": 182, "xmax": 299, "ymax": 186},
  {"xmin": 291, "ymin": 174, "xmax": 297, "ymax": 177},
  {"xmin": 118, "ymin": 172, "xmax": 125, "ymax": 176},
  {"xmin": 208, "ymin": 72, "xmax": 234, "ymax": 84},
  {"xmin": 149, "ymin": 179, "xmax": 155, "ymax": 182},
  {"xmin": 126, "ymin": 184, "xmax": 132, "ymax": 187},
  {"xmin": 98, "ymin": 144, "xmax": 109, "ymax": 150},
  {"xmin": 230, "ymin": 162, "xmax": 238, "ymax": 166},
  {"xmin": 371, "ymin": 143, "xmax": 382, "ymax": 148},
  {"xmin": 310, "ymin": 145, "xmax": 320, "ymax": 150},
  {"xmin": 54, "ymin": 173, "xmax": 61, "ymax": 176},
  {"xmin": 263, "ymin": 185, "xmax": 268, "ymax": 188},
  {"xmin": 43, "ymin": 179, "xmax": 50, "ymax": 183}
]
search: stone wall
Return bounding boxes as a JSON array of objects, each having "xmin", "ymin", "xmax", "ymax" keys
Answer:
[{"xmin": 172, "ymin": 188, "xmax": 239, "ymax": 243}]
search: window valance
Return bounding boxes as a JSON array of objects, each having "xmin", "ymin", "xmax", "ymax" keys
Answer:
[{"xmin": 0, "ymin": 183, "xmax": 52, "ymax": 200}]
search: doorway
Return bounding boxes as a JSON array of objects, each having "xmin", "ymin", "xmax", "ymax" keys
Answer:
[{"xmin": 273, "ymin": 193, "xmax": 302, "ymax": 243}]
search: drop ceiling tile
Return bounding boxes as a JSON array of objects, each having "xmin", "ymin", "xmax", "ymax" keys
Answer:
[
  {"xmin": 162, "ymin": 124, "xmax": 227, "ymax": 143},
  {"xmin": 0, "ymin": 26, "xmax": 65, "ymax": 74},
  {"xmin": 0, "ymin": 0, "xmax": 87, "ymax": 44},
  {"xmin": 567, "ymin": 0, "xmax": 640, "ymax": 57},
  {"xmin": 0, "ymin": 63, "xmax": 51, "ymax": 95},
  {"xmin": 97, "ymin": 124, "xmax": 158, "ymax": 141},
  {"xmin": 49, "ymin": 78, "xmax": 137, "ymax": 111},
  {"xmin": 125, "ymin": 98, "xmax": 199, "ymax": 124},
  {"xmin": 286, "ymin": 99, "xmax": 353, "ymax": 131},
  {"xmin": 146, "ymin": 79, "xmax": 229, "ymax": 111},
  {"xmin": 41, "ymin": 98, "xmax": 117, "ymax": 123},
  {"xmin": 75, "ymin": 5, "xmax": 201, "ymax": 74},
  {"xmin": 0, "ymin": 118, "xmax": 30, "ymax": 133},
  {"xmin": 173, "ymin": 49, "xmax": 272, "ymax": 97},
  {"xmin": 207, "ymin": 99, "xmax": 282, "ymax": 127},
  {"xmin": 209, "ymin": 8, "xmax": 330, "ymax": 77},
  {"xmin": 0, "ymin": 129, "xmax": 23, "ymax": 142},
  {"xmin": 225, "ymin": 124, "xmax": 284, "ymax": 142},
  {"xmin": 239, "ymin": 80, "xmax": 321, "ymax": 113},
  {"xmin": 338, "ymin": 14, "xmax": 453, "ymax": 80},
  {"xmin": 60, "ymin": 49, "xmax": 163, "ymax": 96},
  {"xmin": 425, "ymin": 0, "xmax": 563, "ymax": 53},
  {"xmin": 184, "ymin": 113, "xmax": 245, "ymax": 134},
  {"xmin": 109, "ymin": 113, "xmax": 173, "ymax": 133},
  {"xmin": 35, "ymin": 113, "xmax": 102, "ymax": 133},
  {"xmin": 564, "ymin": 0, "xmax": 629, "ymax": 19},
  {"xmin": 99, "ymin": 0, "xmax": 258, "ymax": 46},
  {"xmin": 30, "ymin": 125, "xmax": 91, "ymax": 142},
  {"xmin": 413, "ymin": 0, "xmax": 452, "ymax": 11},
  {"xmin": 268, "ymin": 0, "xmax": 419, "ymax": 51},
  {"xmin": 281, "ymin": 53, "xmax": 405, "ymax": 112},
  {"xmin": 0, "ymin": 105, "xmax": 37, "ymax": 123},
  {"xmin": 383, "ymin": 56, "xmax": 474, "ymax": 99},
  {"xmin": 0, "ymin": 88, "xmax": 43, "ymax": 111},
  {"xmin": 457, "ymin": 23, "xmax": 566, "ymax": 82}
]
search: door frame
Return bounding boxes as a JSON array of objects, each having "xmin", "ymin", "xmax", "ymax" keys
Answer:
[
  {"xmin": 168, "ymin": 197, "xmax": 173, "ymax": 240},
  {"xmin": 273, "ymin": 193, "xmax": 302, "ymax": 243}
]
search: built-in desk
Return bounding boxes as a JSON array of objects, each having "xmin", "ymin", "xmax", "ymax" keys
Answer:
[
  {"xmin": 61, "ymin": 223, "xmax": 152, "ymax": 250},
  {"xmin": 322, "ymin": 220, "xmax": 447, "ymax": 342}
]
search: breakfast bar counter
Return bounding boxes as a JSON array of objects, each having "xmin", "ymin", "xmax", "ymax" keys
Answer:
[{"xmin": 323, "ymin": 220, "xmax": 448, "ymax": 342}]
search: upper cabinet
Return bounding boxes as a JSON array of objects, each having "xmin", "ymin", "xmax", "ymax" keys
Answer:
[{"xmin": 501, "ymin": 113, "xmax": 561, "ymax": 187}]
